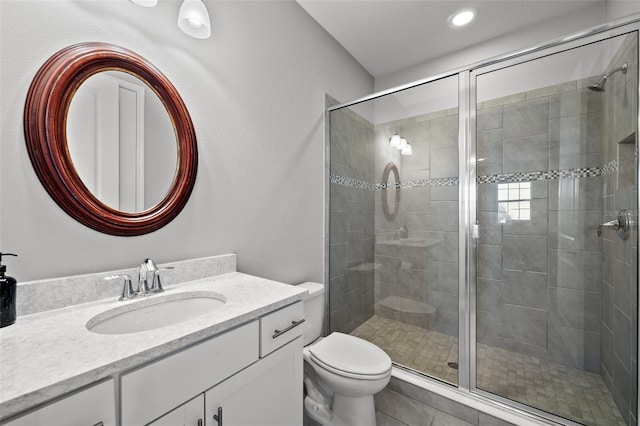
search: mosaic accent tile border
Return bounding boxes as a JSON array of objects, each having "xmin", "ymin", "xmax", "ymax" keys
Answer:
[
  {"xmin": 397, "ymin": 177, "xmax": 459, "ymax": 188},
  {"xmin": 330, "ymin": 174, "xmax": 459, "ymax": 190},
  {"xmin": 601, "ymin": 159, "xmax": 619, "ymax": 176},
  {"xmin": 478, "ymin": 160, "xmax": 618, "ymax": 184},
  {"xmin": 330, "ymin": 160, "xmax": 618, "ymax": 190},
  {"xmin": 329, "ymin": 174, "xmax": 378, "ymax": 190}
]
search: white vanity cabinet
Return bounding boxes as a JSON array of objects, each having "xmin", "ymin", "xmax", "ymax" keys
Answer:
[
  {"xmin": 0, "ymin": 268, "xmax": 309, "ymax": 426},
  {"xmin": 147, "ymin": 395, "xmax": 204, "ymax": 426},
  {"xmin": 3, "ymin": 379, "xmax": 116, "ymax": 426},
  {"xmin": 205, "ymin": 338, "xmax": 303, "ymax": 426},
  {"xmin": 125, "ymin": 302, "xmax": 304, "ymax": 426},
  {"xmin": 122, "ymin": 321, "xmax": 260, "ymax": 425}
]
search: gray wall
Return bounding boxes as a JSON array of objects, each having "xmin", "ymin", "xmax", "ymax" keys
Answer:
[
  {"xmin": 0, "ymin": 1, "xmax": 373, "ymax": 284},
  {"xmin": 600, "ymin": 33, "xmax": 638, "ymax": 425}
]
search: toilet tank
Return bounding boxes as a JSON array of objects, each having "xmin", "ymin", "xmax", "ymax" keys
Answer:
[{"xmin": 297, "ymin": 282, "xmax": 325, "ymax": 345}]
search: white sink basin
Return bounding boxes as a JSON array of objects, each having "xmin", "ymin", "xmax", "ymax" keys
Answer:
[{"xmin": 87, "ymin": 292, "xmax": 226, "ymax": 334}]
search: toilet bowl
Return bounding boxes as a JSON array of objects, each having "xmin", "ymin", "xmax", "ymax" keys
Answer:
[{"xmin": 298, "ymin": 282, "xmax": 392, "ymax": 426}]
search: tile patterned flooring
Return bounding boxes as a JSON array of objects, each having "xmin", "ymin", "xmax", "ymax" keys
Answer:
[{"xmin": 352, "ymin": 315, "xmax": 626, "ymax": 426}]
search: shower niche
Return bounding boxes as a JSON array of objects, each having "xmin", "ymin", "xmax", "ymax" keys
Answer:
[{"xmin": 617, "ymin": 133, "xmax": 636, "ymax": 189}]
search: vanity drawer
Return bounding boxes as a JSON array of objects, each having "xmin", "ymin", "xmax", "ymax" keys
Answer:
[
  {"xmin": 121, "ymin": 321, "xmax": 259, "ymax": 426},
  {"xmin": 260, "ymin": 301, "xmax": 304, "ymax": 357},
  {"xmin": 4, "ymin": 379, "xmax": 115, "ymax": 426}
]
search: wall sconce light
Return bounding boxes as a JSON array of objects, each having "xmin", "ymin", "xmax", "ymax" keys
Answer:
[
  {"xmin": 388, "ymin": 131, "xmax": 412, "ymax": 155},
  {"xmin": 129, "ymin": 0, "xmax": 157, "ymax": 7},
  {"xmin": 130, "ymin": 0, "xmax": 211, "ymax": 39},
  {"xmin": 389, "ymin": 132, "xmax": 401, "ymax": 149},
  {"xmin": 398, "ymin": 137, "xmax": 407, "ymax": 150},
  {"xmin": 178, "ymin": 0, "xmax": 212, "ymax": 39}
]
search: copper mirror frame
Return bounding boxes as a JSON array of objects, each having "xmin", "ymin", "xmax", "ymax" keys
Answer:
[
  {"xmin": 381, "ymin": 162, "xmax": 400, "ymax": 221},
  {"xmin": 24, "ymin": 42, "xmax": 197, "ymax": 236}
]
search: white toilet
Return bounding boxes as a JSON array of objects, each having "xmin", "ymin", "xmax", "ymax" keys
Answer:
[{"xmin": 298, "ymin": 282, "xmax": 392, "ymax": 426}]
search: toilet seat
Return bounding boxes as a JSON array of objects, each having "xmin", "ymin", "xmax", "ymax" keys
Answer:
[{"xmin": 308, "ymin": 332, "xmax": 391, "ymax": 380}]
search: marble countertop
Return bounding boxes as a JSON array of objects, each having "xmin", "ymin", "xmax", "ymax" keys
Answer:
[{"xmin": 0, "ymin": 272, "xmax": 307, "ymax": 420}]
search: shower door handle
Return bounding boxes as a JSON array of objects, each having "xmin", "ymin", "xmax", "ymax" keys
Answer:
[{"xmin": 471, "ymin": 223, "xmax": 480, "ymax": 240}]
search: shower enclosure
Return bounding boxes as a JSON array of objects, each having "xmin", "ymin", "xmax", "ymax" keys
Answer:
[{"xmin": 327, "ymin": 20, "xmax": 638, "ymax": 426}]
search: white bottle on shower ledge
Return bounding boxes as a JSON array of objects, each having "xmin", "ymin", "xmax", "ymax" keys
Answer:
[{"xmin": 399, "ymin": 223, "xmax": 408, "ymax": 239}]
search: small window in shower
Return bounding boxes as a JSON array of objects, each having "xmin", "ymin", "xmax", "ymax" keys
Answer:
[{"xmin": 497, "ymin": 182, "xmax": 530, "ymax": 222}]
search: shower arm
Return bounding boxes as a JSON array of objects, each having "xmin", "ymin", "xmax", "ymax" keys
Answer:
[{"xmin": 603, "ymin": 62, "xmax": 628, "ymax": 80}]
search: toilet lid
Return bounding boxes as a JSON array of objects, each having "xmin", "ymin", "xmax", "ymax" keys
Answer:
[{"xmin": 308, "ymin": 332, "xmax": 391, "ymax": 377}]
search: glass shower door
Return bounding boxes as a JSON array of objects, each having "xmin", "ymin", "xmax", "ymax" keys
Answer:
[
  {"xmin": 473, "ymin": 31, "xmax": 638, "ymax": 425},
  {"xmin": 328, "ymin": 74, "xmax": 461, "ymax": 386}
]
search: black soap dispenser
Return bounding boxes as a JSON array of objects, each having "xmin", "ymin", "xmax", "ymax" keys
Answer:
[{"xmin": 0, "ymin": 253, "xmax": 18, "ymax": 328}]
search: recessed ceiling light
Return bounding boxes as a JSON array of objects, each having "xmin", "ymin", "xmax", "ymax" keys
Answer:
[{"xmin": 448, "ymin": 7, "xmax": 478, "ymax": 28}]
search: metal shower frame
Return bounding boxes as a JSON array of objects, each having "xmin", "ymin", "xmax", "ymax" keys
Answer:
[{"xmin": 326, "ymin": 11, "xmax": 640, "ymax": 426}]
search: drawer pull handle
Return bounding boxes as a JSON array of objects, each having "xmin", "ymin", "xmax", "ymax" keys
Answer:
[
  {"xmin": 273, "ymin": 319, "xmax": 305, "ymax": 339},
  {"xmin": 213, "ymin": 406, "xmax": 223, "ymax": 426}
]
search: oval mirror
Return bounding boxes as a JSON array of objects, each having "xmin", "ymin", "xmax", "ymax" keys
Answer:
[
  {"xmin": 24, "ymin": 43, "xmax": 197, "ymax": 235},
  {"xmin": 381, "ymin": 162, "xmax": 400, "ymax": 221}
]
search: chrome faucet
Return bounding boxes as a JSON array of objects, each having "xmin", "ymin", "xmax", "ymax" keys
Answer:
[
  {"xmin": 137, "ymin": 261, "xmax": 151, "ymax": 296},
  {"xmin": 104, "ymin": 274, "xmax": 136, "ymax": 301},
  {"xmin": 140, "ymin": 258, "xmax": 173, "ymax": 295},
  {"xmin": 105, "ymin": 259, "xmax": 173, "ymax": 301}
]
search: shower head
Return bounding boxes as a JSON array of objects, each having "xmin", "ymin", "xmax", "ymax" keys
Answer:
[
  {"xmin": 588, "ymin": 78, "xmax": 607, "ymax": 92},
  {"xmin": 588, "ymin": 62, "xmax": 628, "ymax": 92}
]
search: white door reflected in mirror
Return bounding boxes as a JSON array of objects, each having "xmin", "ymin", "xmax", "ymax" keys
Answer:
[{"xmin": 67, "ymin": 71, "xmax": 177, "ymax": 213}]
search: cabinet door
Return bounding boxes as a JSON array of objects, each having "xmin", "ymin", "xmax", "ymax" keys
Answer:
[
  {"xmin": 205, "ymin": 338, "xmax": 302, "ymax": 426},
  {"xmin": 121, "ymin": 321, "xmax": 258, "ymax": 426},
  {"xmin": 3, "ymin": 379, "xmax": 116, "ymax": 426},
  {"xmin": 148, "ymin": 394, "xmax": 204, "ymax": 426}
]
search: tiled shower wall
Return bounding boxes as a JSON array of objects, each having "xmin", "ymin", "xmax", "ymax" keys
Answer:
[
  {"xmin": 600, "ymin": 33, "xmax": 638, "ymax": 425},
  {"xmin": 329, "ymin": 106, "xmax": 376, "ymax": 333},
  {"xmin": 476, "ymin": 79, "xmax": 604, "ymax": 372},
  {"xmin": 374, "ymin": 109, "xmax": 460, "ymax": 337},
  {"xmin": 329, "ymin": 103, "xmax": 461, "ymax": 338}
]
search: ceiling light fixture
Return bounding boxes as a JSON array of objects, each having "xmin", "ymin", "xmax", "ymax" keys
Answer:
[
  {"xmin": 178, "ymin": 0, "xmax": 212, "ymax": 39},
  {"xmin": 448, "ymin": 7, "xmax": 478, "ymax": 28}
]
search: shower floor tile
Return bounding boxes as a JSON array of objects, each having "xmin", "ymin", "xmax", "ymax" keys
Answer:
[{"xmin": 352, "ymin": 316, "xmax": 626, "ymax": 426}]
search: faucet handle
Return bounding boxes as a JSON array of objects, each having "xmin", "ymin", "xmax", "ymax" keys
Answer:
[
  {"xmin": 105, "ymin": 274, "xmax": 135, "ymax": 301},
  {"xmin": 150, "ymin": 266, "xmax": 174, "ymax": 293},
  {"xmin": 137, "ymin": 262, "xmax": 150, "ymax": 296}
]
